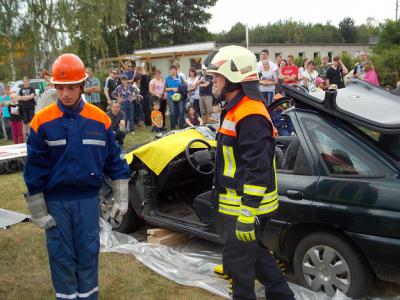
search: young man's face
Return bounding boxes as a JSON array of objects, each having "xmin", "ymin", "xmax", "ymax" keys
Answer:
[
  {"xmin": 23, "ymin": 79, "xmax": 30, "ymax": 88},
  {"xmin": 111, "ymin": 103, "xmax": 120, "ymax": 114},
  {"xmin": 170, "ymin": 68, "xmax": 177, "ymax": 76},
  {"xmin": 55, "ymin": 84, "xmax": 81, "ymax": 107},
  {"xmin": 287, "ymin": 57, "xmax": 293, "ymax": 66},
  {"xmin": 260, "ymin": 52, "xmax": 268, "ymax": 61}
]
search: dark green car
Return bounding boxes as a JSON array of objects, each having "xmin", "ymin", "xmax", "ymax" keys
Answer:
[{"xmin": 102, "ymin": 80, "xmax": 400, "ymax": 298}]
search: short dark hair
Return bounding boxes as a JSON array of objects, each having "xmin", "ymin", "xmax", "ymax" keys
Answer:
[
  {"xmin": 333, "ymin": 56, "xmax": 341, "ymax": 62},
  {"xmin": 170, "ymin": 65, "xmax": 177, "ymax": 70},
  {"xmin": 287, "ymin": 55, "xmax": 294, "ymax": 59},
  {"xmin": 261, "ymin": 49, "xmax": 269, "ymax": 55},
  {"xmin": 152, "ymin": 101, "xmax": 160, "ymax": 107}
]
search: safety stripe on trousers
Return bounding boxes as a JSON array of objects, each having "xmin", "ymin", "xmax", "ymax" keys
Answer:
[
  {"xmin": 55, "ymin": 286, "xmax": 98, "ymax": 299},
  {"xmin": 222, "ymin": 145, "xmax": 236, "ymax": 178}
]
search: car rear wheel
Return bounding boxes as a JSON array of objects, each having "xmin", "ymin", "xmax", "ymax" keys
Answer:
[
  {"xmin": 100, "ymin": 176, "xmax": 141, "ymax": 233},
  {"xmin": 293, "ymin": 231, "xmax": 372, "ymax": 298}
]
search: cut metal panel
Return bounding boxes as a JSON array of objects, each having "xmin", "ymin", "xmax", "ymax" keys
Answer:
[{"xmin": 0, "ymin": 208, "xmax": 30, "ymax": 228}]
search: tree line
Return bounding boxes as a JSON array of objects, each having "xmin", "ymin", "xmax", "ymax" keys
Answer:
[{"xmin": 0, "ymin": 0, "xmax": 399, "ymax": 84}]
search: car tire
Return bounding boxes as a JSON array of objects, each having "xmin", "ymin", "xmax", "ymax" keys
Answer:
[
  {"xmin": 293, "ymin": 231, "xmax": 372, "ymax": 299},
  {"xmin": 100, "ymin": 176, "xmax": 141, "ymax": 234}
]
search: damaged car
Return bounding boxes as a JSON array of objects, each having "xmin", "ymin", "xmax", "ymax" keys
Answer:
[{"xmin": 101, "ymin": 80, "xmax": 400, "ymax": 298}]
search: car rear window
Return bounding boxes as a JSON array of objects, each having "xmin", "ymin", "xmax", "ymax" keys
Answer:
[
  {"xmin": 358, "ymin": 127, "xmax": 400, "ymax": 162},
  {"xmin": 305, "ymin": 119, "xmax": 385, "ymax": 177}
]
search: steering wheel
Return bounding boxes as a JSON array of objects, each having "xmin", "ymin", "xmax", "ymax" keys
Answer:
[{"xmin": 185, "ymin": 139, "xmax": 216, "ymax": 175}]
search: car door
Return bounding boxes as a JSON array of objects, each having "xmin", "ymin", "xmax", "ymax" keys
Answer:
[
  {"xmin": 301, "ymin": 113, "xmax": 399, "ymax": 237},
  {"xmin": 267, "ymin": 110, "xmax": 319, "ymax": 249}
]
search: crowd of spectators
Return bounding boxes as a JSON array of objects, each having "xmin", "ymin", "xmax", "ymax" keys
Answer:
[{"xmin": 0, "ymin": 48, "xmax": 396, "ymax": 145}]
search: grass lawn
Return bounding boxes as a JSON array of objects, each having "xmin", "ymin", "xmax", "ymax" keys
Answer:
[{"xmin": 0, "ymin": 126, "xmax": 222, "ymax": 300}]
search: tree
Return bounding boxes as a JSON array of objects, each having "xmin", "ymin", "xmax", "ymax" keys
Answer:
[
  {"xmin": 0, "ymin": 0, "xmax": 21, "ymax": 80},
  {"xmin": 339, "ymin": 17, "xmax": 357, "ymax": 43}
]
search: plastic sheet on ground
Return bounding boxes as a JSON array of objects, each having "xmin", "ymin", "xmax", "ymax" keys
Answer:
[
  {"xmin": 99, "ymin": 219, "xmax": 393, "ymax": 300},
  {"xmin": 0, "ymin": 208, "xmax": 30, "ymax": 228}
]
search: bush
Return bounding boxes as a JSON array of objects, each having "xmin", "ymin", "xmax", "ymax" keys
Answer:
[{"xmin": 370, "ymin": 47, "xmax": 400, "ymax": 87}]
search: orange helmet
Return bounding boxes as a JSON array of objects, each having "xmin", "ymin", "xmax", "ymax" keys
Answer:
[{"xmin": 50, "ymin": 53, "xmax": 88, "ymax": 84}]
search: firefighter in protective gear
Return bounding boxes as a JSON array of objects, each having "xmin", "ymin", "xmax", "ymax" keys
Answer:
[
  {"xmin": 24, "ymin": 53, "xmax": 129, "ymax": 300},
  {"xmin": 205, "ymin": 46, "xmax": 294, "ymax": 300}
]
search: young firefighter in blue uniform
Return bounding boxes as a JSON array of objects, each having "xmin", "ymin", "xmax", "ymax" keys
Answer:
[
  {"xmin": 205, "ymin": 46, "xmax": 294, "ymax": 300},
  {"xmin": 23, "ymin": 54, "xmax": 129, "ymax": 300}
]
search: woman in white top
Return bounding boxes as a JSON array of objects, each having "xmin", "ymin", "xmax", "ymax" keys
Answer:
[
  {"xmin": 186, "ymin": 67, "xmax": 200, "ymax": 115},
  {"xmin": 259, "ymin": 60, "xmax": 278, "ymax": 106},
  {"xmin": 298, "ymin": 58, "xmax": 310, "ymax": 87},
  {"xmin": 302, "ymin": 61, "xmax": 319, "ymax": 92}
]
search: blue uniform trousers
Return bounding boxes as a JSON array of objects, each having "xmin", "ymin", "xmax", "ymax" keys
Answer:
[
  {"xmin": 45, "ymin": 196, "xmax": 100, "ymax": 300},
  {"xmin": 222, "ymin": 217, "xmax": 294, "ymax": 300}
]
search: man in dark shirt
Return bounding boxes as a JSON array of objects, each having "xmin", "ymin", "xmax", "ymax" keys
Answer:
[
  {"xmin": 107, "ymin": 101, "xmax": 126, "ymax": 145},
  {"xmin": 199, "ymin": 66, "xmax": 214, "ymax": 123},
  {"xmin": 134, "ymin": 66, "xmax": 151, "ymax": 126},
  {"xmin": 18, "ymin": 77, "xmax": 36, "ymax": 138},
  {"xmin": 104, "ymin": 68, "xmax": 118, "ymax": 110},
  {"xmin": 122, "ymin": 61, "xmax": 134, "ymax": 83},
  {"xmin": 326, "ymin": 56, "xmax": 349, "ymax": 89}
]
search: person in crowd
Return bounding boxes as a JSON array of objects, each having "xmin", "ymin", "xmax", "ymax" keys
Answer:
[
  {"xmin": 23, "ymin": 53, "xmax": 129, "ymax": 300},
  {"xmin": 353, "ymin": 51, "xmax": 368, "ymax": 80},
  {"xmin": 186, "ymin": 67, "xmax": 201, "ymax": 115},
  {"xmin": 134, "ymin": 66, "xmax": 151, "ymax": 126},
  {"xmin": 279, "ymin": 55, "xmax": 299, "ymax": 84},
  {"xmin": 315, "ymin": 77, "xmax": 326, "ymax": 91},
  {"xmin": 39, "ymin": 70, "xmax": 53, "ymax": 95},
  {"xmin": 165, "ymin": 65, "xmax": 185, "ymax": 129},
  {"xmin": 363, "ymin": 60, "xmax": 379, "ymax": 86},
  {"xmin": 122, "ymin": 61, "xmax": 135, "ymax": 83},
  {"xmin": 149, "ymin": 69, "xmax": 167, "ymax": 126},
  {"xmin": 18, "ymin": 77, "xmax": 36, "ymax": 138},
  {"xmin": 8, "ymin": 92, "xmax": 24, "ymax": 144},
  {"xmin": 0, "ymin": 84, "xmax": 12, "ymax": 140},
  {"xmin": 175, "ymin": 62, "xmax": 186, "ymax": 81},
  {"xmin": 271, "ymin": 94, "xmax": 296, "ymax": 137},
  {"xmin": 84, "ymin": 67, "xmax": 101, "ymax": 108},
  {"xmin": 198, "ymin": 65, "xmax": 214, "ymax": 124},
  {"xmin": 132, "ymin": 76, "xmax": 145, "ymax": 128},
  {"xmin": 302, "ymin": 61, "xmax": 319, "ymax": 92},
  {"xmin": 208, "ymin": 103, "xmax": 221, "ymax": 126},
  {"xmin": 259, "ymin": 60, "xmax": 278, "ymax": 106},
  {"xmin": 112, "ymin": 74, "xmax": 136, "ymax": 133},
  {"xmin": 106, "ymin": 101, "xmax": 126, "ymax": 146},
  {"xmin": 298, "ymin": 58, "xmax": 310, "ymax": 87},
  {"xmin": 326, "ymin": 56, "xmax": 348, "ymax": 89},
  {"xmin": 275, "ymin": 54, "xmax": 282, "ymax": 70},
  {"xmin": 316, "ymin": 54, "xmax": 331, "ymax": 80},
  {"xmin": 257, "ymin": 49, "xmax": 278, "ymax": 73},
  {"xmin": 104, "ymin": 68, "xmax": 119, "ymax": 110},
  {"xmin": 151, "ymin": 102, "xmax": 164, "ymax": 132},
  {"xmin": 185, "ymin": 105, "xmax": 203, "ymax": 127}
]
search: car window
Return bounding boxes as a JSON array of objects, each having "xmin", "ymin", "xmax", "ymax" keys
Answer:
[{"xmin": 305, "ymin": 119, "xmax": 385, "ymax": 177}]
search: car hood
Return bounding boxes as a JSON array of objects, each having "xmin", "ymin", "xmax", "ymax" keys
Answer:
[{"xmin": 124, "ymin": 127, "xmax": 216, "ymax": 175}]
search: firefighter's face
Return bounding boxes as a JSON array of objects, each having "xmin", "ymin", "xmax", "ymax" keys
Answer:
[
  {"xmin": 55, "ymin": 84, "xmax": 81, "ymax": 107},
  {"xmin": 212, "ymin": 73, "xmax": 225, "ymax": 99}
]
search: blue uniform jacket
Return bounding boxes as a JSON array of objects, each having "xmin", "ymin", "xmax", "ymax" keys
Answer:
[{"xmin": 24, "ymin": 99, "xmax": 129, "ymax": 201}]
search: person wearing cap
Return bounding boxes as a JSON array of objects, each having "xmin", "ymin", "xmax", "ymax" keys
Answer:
[
  {"xmin": 23, "ymin": 53, "xmax": 129, "ymax": 300},
  {"xmin": 204, "ymin": 45, "xmax": 294, "ymax": 300}
]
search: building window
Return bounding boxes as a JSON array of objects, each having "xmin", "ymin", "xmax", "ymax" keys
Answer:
[
  {"xmin": 298, "ymin": 52, "xmax": 305, "ymax": 58},
  {"xmin": 313, "ymin": 52, "xmax": 319, "ymax": 59},
  {"xmin": 328, "ymin": 51, "xmax": 333, "ymax": 62}
]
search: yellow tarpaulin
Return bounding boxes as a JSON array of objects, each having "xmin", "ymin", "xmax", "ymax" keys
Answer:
[{"xmin": 124, "ymin": 129, "xmax": 216, "ymax": 175}]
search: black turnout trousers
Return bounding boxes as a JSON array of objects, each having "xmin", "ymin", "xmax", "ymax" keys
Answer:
[{"xmin": 222, "ymin": 216, "xmax": 295, "ymax": 300}]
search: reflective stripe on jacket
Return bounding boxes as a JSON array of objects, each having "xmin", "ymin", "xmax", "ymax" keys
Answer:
[{"xmin": 215, "ymin": 93, "xmax": 278, "ymax": 217}]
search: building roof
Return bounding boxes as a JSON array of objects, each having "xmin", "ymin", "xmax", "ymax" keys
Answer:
[{"xmin": 134, "ymin": 42, "xmax": 216, "ymax": 56}]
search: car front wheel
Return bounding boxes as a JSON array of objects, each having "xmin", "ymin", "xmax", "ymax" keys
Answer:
[{"xmin": 293, "ymin": 231, "xmax": 372, "ymax": 298}]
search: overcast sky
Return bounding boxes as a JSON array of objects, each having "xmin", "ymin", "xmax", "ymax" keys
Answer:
[{"xmin": 207, "ymin": 0, "xmax": 396, "ymax": 33}]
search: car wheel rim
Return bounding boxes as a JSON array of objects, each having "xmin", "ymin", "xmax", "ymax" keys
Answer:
[{"xmin": 302, "ymin": 245, "xmax": 351, "ymax": 296}]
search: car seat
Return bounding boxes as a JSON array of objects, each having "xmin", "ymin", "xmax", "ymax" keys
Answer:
[{"xmin": 283, "ymin": 137, "xmax": 312, "ymax": 175}]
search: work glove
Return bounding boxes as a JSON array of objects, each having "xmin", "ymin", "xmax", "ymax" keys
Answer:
[
  {"xmin": 235, "ymin": 205, "xmax": 258, "ymax": 242},
  {"xmin": 110, "ymin": 179, "xmax": 129, "ymax": 219},
  {"xmin": 24, "ymin": 193, "xmax": 56, "ymax": 230}
]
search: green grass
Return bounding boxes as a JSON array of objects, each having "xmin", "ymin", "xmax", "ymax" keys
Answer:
[{"xmin": 0, "ymin": 126, "xmax": 222, "ymax": 300}]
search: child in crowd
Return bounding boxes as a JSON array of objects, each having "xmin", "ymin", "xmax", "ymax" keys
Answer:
[
  {"xmin": 151, "ymin": 102, "xmax": 163, "ymax": 132},
  {"xmin": 208, "ymin": 103, "xmax": 221, "ymax": 126},
  {"xmin": 185, "ymin": 106, "xmax": 203, "ymax": 127},
  {"xmin": 8, "ymin": 93, "xmax": 24, "ymax": 144},
  {"xmin": 315, "ymin": 77, "xmax": 326, "ymax": 91}
]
